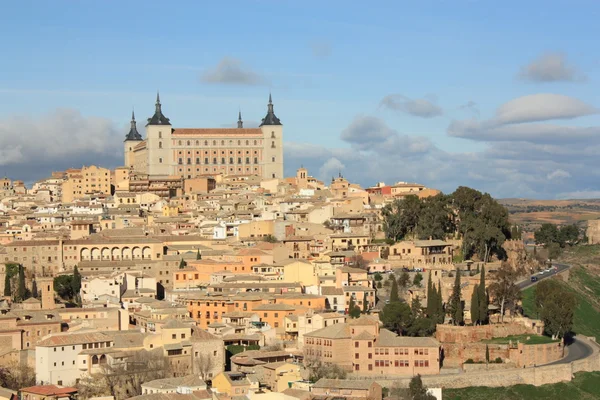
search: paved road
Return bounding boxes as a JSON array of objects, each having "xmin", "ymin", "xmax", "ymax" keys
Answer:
[
  {"xmin": 547, "ymin": 337, "xmax": 594, "ymax": 365},
  {"xmin": 515, "ymin": 261, "xmax": 596, "ymax": 365},
  {"xmin": 517, "ymin": 262, "xmax": 571, "ymax": 290}
]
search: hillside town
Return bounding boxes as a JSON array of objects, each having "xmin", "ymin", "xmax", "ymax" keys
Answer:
[{"xmin": 0, "ymin": 93, "xmax": 598, "ymax": 400}]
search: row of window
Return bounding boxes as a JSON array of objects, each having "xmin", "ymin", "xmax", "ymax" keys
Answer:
[
  {"xmin": 178, "ymin": 157, "xmax": 260, "ymax": 165},
  {"xmin": 171, "ymin": 139, "xmax": 264, "ymax": 146},
  {"xmin": 353, "ymin": 359, "xmax": 429, "ymax": 371}
]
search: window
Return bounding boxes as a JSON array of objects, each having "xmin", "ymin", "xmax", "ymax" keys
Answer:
[
  {"xmin": 178, "ymin": 140, "xmax": 182, "ymax": 145},
  {"xmin": 229, "ymin": 157, "xmax": 234, "ymax": 164},
  {"xmin": 354, "ymin": 364, "xmax": 360, "ymax": 371},
  {"xmin": 159, "ymin": 158, "xmax": 162, "ymax": 163},
  {"xmin": 272, "ymin": 156, "xmax": 275, "ymax": 162},
  {"xmin": 187, "ymin": 158, "xmax": 191, "ymax": 164},
  {"xmin": 158, "ymin": 132, "xmax": 162, "ymax": 139},
  {"xmin": 205, "ymin": 157, "xmax": 209, "ymax": 164},
  {"xmin": 254, "ymin": 157, "xmax": 258, "ymax": 164},
  {"xmin": 158, "ymin": 141, "xmax": 162, "ymax": 148},
  {"xmin": 355, "ymin": 342, "xmax": 359, "ymax": 348},
  {"xmin": 187, "ymin": 140, "xmax": 191, "ymax": 146},
  {"xmin": 178, "ymin": 158, "xmax": 183, "ymax": 164},
  {"xmin": 172, "ymin": 334, "xmax": 176, "ymax": 339},
  {"xmin": 355, "ymin": 353, "xmax": 359, "ymax": 359}
]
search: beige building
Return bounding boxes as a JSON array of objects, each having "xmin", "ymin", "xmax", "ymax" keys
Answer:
[
  {"xmin": 61, "ymin": 165, "xmax": 111, "ymax": 203},
  {"xmin": 388, "ymin": 240, "xmax": 453, "ymax": 265},
  {"xmin": 304, "ymin": 316, "xmax": 440, "ymax": 376},
  {"xmin": 262, "ymin": 362, "xmax": 302, "ymax": 392},
  {"xmin": 124, "ymin": 93, "xmax": 284, "ymax": 180}
]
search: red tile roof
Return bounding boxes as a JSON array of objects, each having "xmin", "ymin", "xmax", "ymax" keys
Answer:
[{"xmin": 20, "ymin": 385, "xmax": 78, "ymax": 396}]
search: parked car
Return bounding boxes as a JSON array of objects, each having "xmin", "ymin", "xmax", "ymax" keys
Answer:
[
  {"xmin": 531, "ymin": 276, "xmax": 538, "ymax": 282},
  {"xmin": 401, "ymin": 267, "xmax": 410, "ymax": 272}
]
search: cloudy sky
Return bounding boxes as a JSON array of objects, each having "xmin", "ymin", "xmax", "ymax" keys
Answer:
[{"xmin": 1, "ymin": 1, "xmax": 599, "ymax": 199}]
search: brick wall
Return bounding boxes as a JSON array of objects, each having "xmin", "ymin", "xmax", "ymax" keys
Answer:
[{"xmin": 436, "ymin": 323, "xmax": 532, "ymax": 343}]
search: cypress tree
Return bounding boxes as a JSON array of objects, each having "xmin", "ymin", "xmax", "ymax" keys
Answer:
[
  {"xmin": 32, "ymin": 279, "xmax": 38, "ymax": 299},
  {"xmin": 389, "ymin": 275, "xmax": 399, "ymax": 303},
  {"xmin": 196, "ymin": 249, "xmax": 201, "ymax": 260},
  {"xmin": 470, "ymin": 284, "xmax": 480, "ymax": 325},
  {"xmin": 448, "ymin": 269, "xmax": 463, "ymax": 325},
  {"xmin": 4, "ymin": 274, "xmax": 11, "ymax": 297},
  {"xmin": 17, "ymin": 266, "xmax": 26, "ymax": 301},
  {"xmin": 72, "ymin": 266, "xmax": 82, "ymax": 296},
  {"xmin": 426, "ymin": 273, "xmax": 434, "ymax": 317},
  {"xmin": 485, "ymin": 344, "xmax": 490, "ymax": 364},
  {"xmin": 436, "ymin": 282, "xmax": 444, "ymax": 324},
  {"xmin": 179, "ymin": 258, "xmax": 186, "ymax": 269},
  {"xmin": 478, "ymin": 266, "xmax": 488, "ymax": 324}
]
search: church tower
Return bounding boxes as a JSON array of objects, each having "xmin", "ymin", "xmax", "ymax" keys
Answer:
[
  {"xmin": 146, "ymin": 92, "xmax": 172, "ymax": 176},
  {"xmin": 37, "ymin": 277, "xmax": 56, "ymax": 310},
  {"xmin": 124, "ymin": 110, "xmax": 142, "ymax": 169},
  {"xmin": 297, "ymin": 166, "xmax": 308, "ymax": 189},
  {"xmin": 259, "ymin": 94, "xmax": 284, "ymax": 180}
]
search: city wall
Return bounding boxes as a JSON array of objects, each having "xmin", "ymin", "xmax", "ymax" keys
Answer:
[
  {"xmin": 363, "ymin": 336, "xmax": 600, "ymax": 389},
  {"xmin": 435, "ymin": 322, "xmax": 539, "ymax": 344}
]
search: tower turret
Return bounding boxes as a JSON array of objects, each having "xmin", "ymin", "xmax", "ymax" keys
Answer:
[
  {"xmin": 147, "ymin": 91, "xmax": 171, "ymax": 126},
  {"xmin": 259, "ymin": 94, "xmax": 284, "ymax": 180},
  {"xmin": 237, "ymin": 110, "xmax": 244, "ymax": 128},
  {"xmin": 124, "ymin": 110, "xmax": 142, "ymax": 141}
]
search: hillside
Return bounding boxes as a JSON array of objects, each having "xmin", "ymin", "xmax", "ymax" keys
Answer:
[
  {"xmin": 445, "ymin": 371, "xmax": 600, "ymax": 400},
  {"xmin": 499, "ymin": 199, "xmax": 600, "ymax": 237}
]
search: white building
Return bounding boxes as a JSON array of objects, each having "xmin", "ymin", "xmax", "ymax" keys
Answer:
[{"xmin": 36, "ymin": 331, "xmax": 113, "ymax": 385}]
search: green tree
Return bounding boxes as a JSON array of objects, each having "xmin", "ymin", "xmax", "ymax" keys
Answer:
[
  {"xmin": 348, "ymin": 296, "xmax": 361, "ymax": 319},
  {"xmin": 470, "ymin": 284, "xmax": 480, "ymax": 325},
  {"xmin": 54, "ymin": 275, "xmax": 74, "ymax": 300},
  {"xmin": 534, "ymin": 223, "xmax": 559, "ymax": 246},
  {"xmin": 413, "ymin": 272, "xmax": 423, "ymax": 287},
  {"xmin": 380, "ymin": 301, "xmax": 412, "ymax": 335},
  {"xmin": 263, "ymin": 234, "xmax": 278, "ymax": 243},
  {"xmin": 389, "ymin": 275, "xmax": 399, "ymax": 303},
  {"xmin": 398, "ymin": 272, "xmax": 409, "ymax": 288},
  {"xmin": 196, "ymin": 249, "xmax": 201, "ymax": 260},
  {"xmin": 416, "ymin": 194, "xmax": 455, "ymax": 240},
  {"xmin": 485, "ymin": 345, "xmax": 490, "ymax": 364},
  {"xmin": 376, "ymin": 281, "xmax": 382, "ymax": 289},
  {"xmin": 411, "ymin": 296, "xmax": 423, "ymax": 319},
  {"xmin": 381, "ymin": 195, "xmax": 423, "ymax": 241},
  {"xmin": 408, "ymin": 374, "xmax": 436, "ymax": 400},
  {"xmin": 374, "ymin": 272, "xmax": 383, "ymax": 282},
  {"xmin": 363, "ymin": 297, "xmax": 369, "ymax": 314},
  {"xmin": 534, "ymin": 279, "xmax": 577, "ymax": 339},
  {"xmin": 478, "ymin": 265, "xmax": 488, "ymax": 324},
  {"xmin": 435, "ymin": 282, "xmax": 444, "ymax": 324},
  {"xmin": 17, "ymin": 266, "xmax": 26, "ymax": 301},
  {"xmin": 547, "ymin": 242, "xmax": 562, "ymax": 261},
  {"xmin": 3, "ymin": 274, "xmax": 11, "ymax": 297},
  {"xmin": 426, "ymin": 274, "xmax": 434, "ymax": 317},
  {"xmin": 72, "ymin": 266, "xmax": 82, "ymax": 295},
  {"xmin": 31, "ymin": 280, "xmax": 38, "ymax": 299},
  {"xmin": 447, "ymin": 269, "xmax": 463, "ymax": 325},
  {"xmin": 559, "ymin": 224, "xmax": 579, "ymax": 246},
  {"xmin": 179, "ymin": 258, "xmax": 186, "ymax": 269}
]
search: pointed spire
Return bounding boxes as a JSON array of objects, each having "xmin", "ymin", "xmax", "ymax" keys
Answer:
[
  {"xmin": 260, "ymin": 93, "xmax": 282, "ymax": 126},
  {"xmin": 125, "ymin": 109, "xmax": 142, "ymax": 141},
  {"xmin": 237, "ymin": 110, "xmax": 244, "ymax": 129},
  {"xmin": 147, "ymin": 91, "xmax": 171, "ymax": 126}
]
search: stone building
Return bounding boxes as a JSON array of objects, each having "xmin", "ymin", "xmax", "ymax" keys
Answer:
[
  {"xmin": 124, "ymin": 93, "xmax": 284, "ymax": 180},
  {"xmin": 304, "ymin": 315, "xmax": 440, "ymax": 376}
]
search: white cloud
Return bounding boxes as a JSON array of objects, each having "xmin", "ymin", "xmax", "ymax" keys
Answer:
[
  {"xmin": 380, "ymin": 94, "xmax": 443, "ymax": 118},
  {"xmin": 518, "ymin": 52, "xmax": 587, "ymax": 83},
  {"xmin": 201, "ymin": 57, "xmax": 265, "ymax": 85},
  {"xmin": 547, "ymin": 169, "xmax": 571, "ymax": 180},
  {"xmin": 319, "ymin": 157, "xmax": 345, "ymax": 181},
  {"xmin": 494, "ymin": 94, "xmax": 597, "ymax": 125}
]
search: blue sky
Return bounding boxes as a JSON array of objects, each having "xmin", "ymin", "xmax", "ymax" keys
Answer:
[{"xmin": 1, "ymin": 1, "xmax": 599, "ymax": 198}]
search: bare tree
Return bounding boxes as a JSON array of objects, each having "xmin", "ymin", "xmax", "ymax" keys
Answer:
[
  {"xmin": 194, "ymin": 353, "xmax": 215, "ymax": 381},
  {"xmin": 97, "ymin": 349, "xmax": 172, "ymax": 400},
  {"xmin": 0, "ymin": 362, "xmax": 35, "ymax": 390},
  {"xmin": 304, "ymin": 356, "xmax": 347, "ymax": 382}
]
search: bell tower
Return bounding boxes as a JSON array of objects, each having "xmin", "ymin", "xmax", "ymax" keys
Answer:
[
  {"xmin": 37, "ymin": 277, "xmax": 56, "ymax": 310},
  {"xmin": 259, "ymin": 94, "xmax": 283, "ymax": 180},
  {"xmin": 124, "ymin": 110, "xmax": 142, "ymax": 169}
]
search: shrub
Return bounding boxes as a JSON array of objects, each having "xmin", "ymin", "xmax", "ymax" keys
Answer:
[
  {"xmin": 464, "ymin": 359, "xmax": 474, "ymax": 364},
  {"xmin": 494, "ymin": 357, "xmax": 503, "ymax": 363}
]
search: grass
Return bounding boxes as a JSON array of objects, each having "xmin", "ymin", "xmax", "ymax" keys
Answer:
[
  {"xmin": 521, "ymin": 271, "xmax": 600, "ymax": 341},
  {"xmin": 444, "ymin": 371, "xmax": 600, "ymax": 400},
  {"xmin": 482, "ymin": 334, "xmax": 558, "ymax": 345}
]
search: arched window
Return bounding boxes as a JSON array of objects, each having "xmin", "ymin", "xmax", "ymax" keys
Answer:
[
  {"xmin": 271, "ymin": 131, "xmax": 275, "ymax": 138},
  {"xmin": 195, "ymin": 140, "xmax": 199, "ymax": 146},
  {"xmin": 158, "ymin": 142, "xmax": 162, "ymax": 149},
  {"xmin": 187, "ymin": 140, "xmax": 190, "ymax": 146},
  {"xmin": 246, "ymin": 140, "xmax": 249, "ymax": 145},
  {"xmin": 221, "ymin": 140, "xmax": 225, "ymax": 145},
  {"xmin": 238, "ymin": 140, "xmax": 241, "ymax": 145},
  {"xmin": 205, "ymin": 140, "xmax": 208, "ymax": 146},
  {"xmin": 178, "ymin": 140, "xmax": 182, "ymax": 145},
  {"xmin": 158, "ymin": 132, "xmax": 162, "ymax": 139},
  {"xmin": 254, "ymin": 140, "xmax": 257, "ymax": 145},
  {"xmin": 213, "ymin": 140, "xmax": 216, "ymax": 145}
]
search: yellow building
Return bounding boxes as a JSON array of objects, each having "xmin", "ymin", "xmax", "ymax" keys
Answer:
[
  {"xmin": 61, "ymin": 165, "xmax": 111, "ymax": 203},
  {"xmin": 262, "ymin": 362, "xmax": 302, "ymax": 392},
  {"xmin": 212, "ymin": 372, "xmax": 258, "ymax": 396},
  {"xmin": 281, "ymin": 260, "xmax": 319, "ymax": 287},
  {"xmin": 238, "ymin": 220, "xmax": 275, "ymax": 239}
]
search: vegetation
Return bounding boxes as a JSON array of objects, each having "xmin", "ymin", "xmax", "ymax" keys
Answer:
[
  {"xmin": 447, "ymin": 269, "xmax": 463, "ymax": 325},
  {"xmin": 408, "ymin": 374, "xmax": 436, "ymax": 400},
  {"xmin": 263, "ymin": 234, "xmax": 278, "ymax": 243},
  {"xmin": 488, "ymin": 262, "xmax": 522, "ymax": 322},
  {"xmin": 31, "ymin": 279, "xmax": 38, "ymax": 299},
  {"xmin": 381, "ymin": 279, "xmax": 436, "ymax": 337},
  {"xmin": 348, "ymin": 296, "xmax": 361, "ymax": 319},
  {"xmin": 445, "ymin": 371, "xmax": 600, "ymax": 400},
  {"xmin": 413, "ymin": 272, "xmax": 423, "ymax": 287},
  {"xmin": 521, "ymin": 269, "xmax": 600, "ymax": 341},
  {"xmin": 382, "ymin": 187, "xmax": 511, "ymax": 262},
  {"xmin": 3, "ymin": 263, "xmax": 18, "ymax": 298},
  {"xmin": 17, "ymin": 265, "xmax": 27, "ymax": 301},
  {"xmin": 305, "ymin": 357, "xmax": 347, "ymax": 382},
  {"xmin": 389, "ymin": 274, "xmax": 399, "ymax": 302},
  {"xmin": 178, "ymin": 258, "xmax": 187, "ymax": 269},
  {"xmin": 534, "ymin": 279, "xmax": 577, "ymax": 339},
  {"xmin": 0, "ymin": 362, "xmax": 36, "ymax": 390}
]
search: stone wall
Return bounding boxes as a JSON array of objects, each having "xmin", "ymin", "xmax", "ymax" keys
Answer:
[
  {"xmin": 586, "ymin": 221, "xmax": 600, "ymax": 245},
  {"xmin": 436, "ymin": 323, "xmax": 533, "ymax": 344},
  {"xmin": 364, "ymin": 337, "xmax": 600, "ymax": 389},
  {"xmin": 443, "ymin": 341, "xmax": 563, "ymax": 368}
]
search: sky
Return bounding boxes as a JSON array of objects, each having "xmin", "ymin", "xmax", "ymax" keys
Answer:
[{"xmin": 1, "ymin": 0, "xmax": 599, "ymax": 199}]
